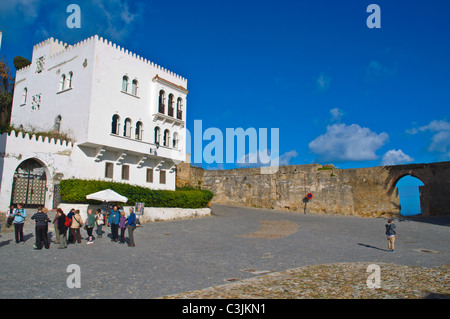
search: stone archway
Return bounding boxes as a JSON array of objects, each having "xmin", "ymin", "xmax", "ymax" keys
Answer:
[
  {"xmin": 384, "ymin": 163, "xmax": 438, "ymax": 216},
  {"xmin": 10, "ymin": 158, "xmax": 48, "ymax": 208}
]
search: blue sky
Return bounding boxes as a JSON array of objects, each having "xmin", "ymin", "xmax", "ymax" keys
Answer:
[{"xmin": 1, "ymin": 0, "xmax": 449, "ymax": 170}]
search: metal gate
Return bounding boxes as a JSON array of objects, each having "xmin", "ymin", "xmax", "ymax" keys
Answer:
[
  {"xmin": 11, "ymin": 159, "xmax": 47, "ymax": 208},
  {"xmin": 397, "ymin": 185, "xmax": 421, "ymax": 216}
]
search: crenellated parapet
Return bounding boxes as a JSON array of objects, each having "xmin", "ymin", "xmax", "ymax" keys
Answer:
[
  {"xmin": 1, "ymin": 129, "xmax": 74, "ymax": 148},
  {"xmin": 20, "ymin": 35, "xmax": 187, "ymax": 84}
]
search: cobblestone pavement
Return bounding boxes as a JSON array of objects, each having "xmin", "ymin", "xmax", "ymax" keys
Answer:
[
  {"xmin": 0, "ymin": 205, "xmax": 449, "ymax": 298},
  {"xmin": 162, "ymin": 262, "xmax": 450, "ymax": 299}
]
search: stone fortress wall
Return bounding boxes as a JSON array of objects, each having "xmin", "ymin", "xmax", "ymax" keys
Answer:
[{"xmin": 176, "ymin": 160, "xmax": 450, "ymax": 217}]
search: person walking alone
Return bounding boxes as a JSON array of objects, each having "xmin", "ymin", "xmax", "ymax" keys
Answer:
[
  {"xmin": 95, "ymin": 209, "xmax": 104, "ymax": 238},
  {"xmin": 108, "ymin": 205, "xmax": 120, "ymax": 242},
  {"xmin": 385, "ymin": 219, "xmax": 397, "ymax": 252},
  {"xmin": 31, "ymin": 207, "xmax": 51, "ymax": 250},
  {"xmin": 13, "ymin": 203, "xmax": 27, "ymax": 244}
]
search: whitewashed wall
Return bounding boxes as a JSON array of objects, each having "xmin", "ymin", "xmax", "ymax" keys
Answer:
[{"xmin": 1, "ymin": 35, "xmax": 188, "ymax": 209}]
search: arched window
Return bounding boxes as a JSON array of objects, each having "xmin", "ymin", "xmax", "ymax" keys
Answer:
[
  {"xmin": 132, "ymin": 79, "xmax": 138, "ymax": 96},
  {"xmin": 124, "ymin": 118, "xmax": 132, "ymax": 137},
  {"xmin": 21, "ymin": 88, "xmax": 27, "ymax": 105},
  {"xmin": 60, "ymin": 74, "xmax": 66, "ymax": 91},
  {"xmin": 111, "ymin": 114, "xmax": 120, "ymax": 134},
  {"xmin": 158, "ymin": 90, "xmax": 165, "ymax": 114},
  {"xmin": 163, "ymin": 129, "xmax": 170, "ymax": 147},
  {"xmin": 168, "ymin": 94, "xmax": 174, "ymax": 117},
  {"xmin": 135, "ymin": 121, "xmax": 143, "ymax": 140},
  {"xmin": 122, "ymin": 76, "xmax": 129, "ymax": 92},
  {"xmin": 154, "ymin": 126, "xmax": 161, "ymax": 145},
  {"xmin": 172, "ymin": 132, "xmax": 179, "ymax": 149},
  {"xmin": 68, "ymin": 72, "xmax": 73, "ymax": 88},
  {"xmin": 54, "ymin": 115, "xmax": 62, "ymax": 132},
  {"xmin": 176, "ymin": 97, "xmax": 183, "ymax": 120}
]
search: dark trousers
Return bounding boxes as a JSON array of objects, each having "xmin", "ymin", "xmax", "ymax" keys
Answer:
[
  {"xmin": 70, "ymin": 228, "xmax": 82, "ymax": 243},
  {"xmin": 14, "ymin": 223, "xmax": 24, "ymax": 243},
  {"xmin": 111, "ymin": 224, "xmax": 119, "ymax": 241},
  {"xmin": 35, "ymin": 225, "xmax": 49, "ymax": 249},
  {"xmin": 120, "ymin": 227, "xmax": 126, "ymax": 243},
  {"xmin": 96, "ymin": 224, "xmax": 103, "ymax": 237},
  {"xmin": 87, "ymin": 227, "xmax": 94, "ymax": 241},
  {"xmin": 127, "ymin": 225, "xmax": 135, "ymax": 246},
  {"xmin": 68, "ymin": 229, "xmax": 73, "ymax": 243}
]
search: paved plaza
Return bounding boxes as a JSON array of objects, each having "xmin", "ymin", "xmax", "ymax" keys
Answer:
[{"xmin": 0, "ymin": 205, "xmax": 449, "ymax": 298}]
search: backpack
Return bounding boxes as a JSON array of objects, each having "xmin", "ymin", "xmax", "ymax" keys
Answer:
[
  {"xmin": 64, "ymin": 216, "xmax": 72, "ymax": 227},
  {"xmin": 385, "ymin": 224, "xmax": 396, "ymax": 235}
]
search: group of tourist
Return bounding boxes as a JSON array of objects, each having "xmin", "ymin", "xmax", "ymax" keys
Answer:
[{"xmin": 5, "ymin": 204, "xmax": 137, "ymax": 249}]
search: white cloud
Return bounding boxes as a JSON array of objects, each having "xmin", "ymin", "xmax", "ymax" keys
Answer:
[
  {"xmin": 91, "ymin": 0, "xmax": 142, "ymax": 41},
  {"xmin": 405, "ymin": 127, "xmax": 418, "ymax": 135},
  {"xmin": 0, "ymin": 0, "xmax": 42, "ymax": 25},
  {"xmin": 309, "ymin": 123, "xmax": 389, "ymax": 162},
  {"xmin": 406, "ymin": 120, "xmax": 450, "ymax": 157},
  {"xmin": 381, "ymin": 149, "xmax": 414, "ymax": 166},
  {"xmin": 419, "ymin": 120, "xmax": 450, "ymax": 132},
  {"xmin": 330, "ymin": 108, "xmax": 343, "ymax": 122},
  {"xmin": 0, "ymin": 0, "xmax": 143, "ymax": 43},
  {"xmin": 279, "ymin": 150, "xmax": 298, "ymax": 166}
]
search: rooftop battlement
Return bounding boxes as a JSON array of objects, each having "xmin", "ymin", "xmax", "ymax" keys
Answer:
[{"xmin": 18, "ymin": 35, "xmax": 187, "ymax": 84}]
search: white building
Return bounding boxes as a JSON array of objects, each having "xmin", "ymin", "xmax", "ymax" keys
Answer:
[{"xmin": 0, "ymin": 35, "xmax": 188, "ymax": 210}]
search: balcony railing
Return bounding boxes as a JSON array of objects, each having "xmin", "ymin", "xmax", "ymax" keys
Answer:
[{"xmin": 177, "ymin": 110, "xmax": 182, "ymax": 120}]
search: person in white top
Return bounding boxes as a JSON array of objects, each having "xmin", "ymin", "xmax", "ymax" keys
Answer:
[{"xmin": 95, "ymin": 209, "xmax": 104, "ymax": 238}]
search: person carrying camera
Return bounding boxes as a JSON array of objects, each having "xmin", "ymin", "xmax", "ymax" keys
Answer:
[
  {"xmin": 385, "ymin": 219, "xmax": 397, "ymax": 252},
  {"xmin": 13, "ymin": 203, "xmax": 27, "ymax": 244}
]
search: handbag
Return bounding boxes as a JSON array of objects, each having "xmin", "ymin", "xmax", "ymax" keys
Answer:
[{"xmin": 6, "ymin": 216, "xmax": 14, "ymax": 227}]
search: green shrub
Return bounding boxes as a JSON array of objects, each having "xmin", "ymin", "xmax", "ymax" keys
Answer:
[{"xmin": 59, "ymin": 179, "xmax": 213, "ymax": 209}]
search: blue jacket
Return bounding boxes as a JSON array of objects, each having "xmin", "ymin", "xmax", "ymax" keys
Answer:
[
  {"xmin": 126, "ymin": 213, "xmax": 136, "ymax": 227},
  {"xmin": 108, "ymin": 209, "xmax": 120, "ymax": 225},
  {"xmin": 13, "ymin": 209, "xmax": 27, "ymax": 224}
]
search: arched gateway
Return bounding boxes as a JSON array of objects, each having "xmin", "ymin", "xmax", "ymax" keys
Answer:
[
  {"xmin": 10, "ymin": 159, "xmax": 47, "ymax": 208},
  {"xmin": 395, "ymin": 175, "xmax": 425, "ymax": 216}
]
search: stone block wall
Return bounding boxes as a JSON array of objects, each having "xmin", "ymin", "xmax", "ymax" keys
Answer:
[{"xmin": 176, "ymin": 161, "xmax": 450, "ymax": 217}]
